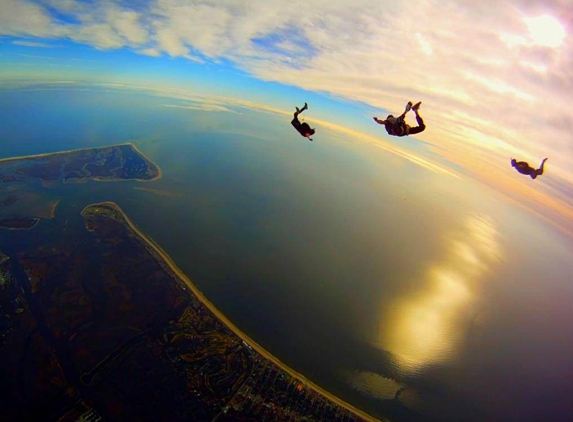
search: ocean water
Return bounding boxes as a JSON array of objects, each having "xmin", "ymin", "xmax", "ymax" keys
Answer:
[{"xmin": 2, "ymin": 86, "xmax": 573, "ymax": 422}]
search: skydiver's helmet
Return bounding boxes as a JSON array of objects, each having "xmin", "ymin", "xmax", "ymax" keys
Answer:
[
  {"xmin": 511, "ymin": 158, "xmax": 517, "ymax": 167},
  {"xmin": 309, "ymin": 129, "xmax": 316, "ymax": 136}
]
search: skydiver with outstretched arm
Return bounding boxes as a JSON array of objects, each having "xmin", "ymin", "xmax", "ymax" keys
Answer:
[
  {"xmin": 291, "ymin": 102, "xmax": 315, "ymax": 141},
  {"xmin": 373, "ymin": 101, "xmax": 426, "ymax": 137},
  {"xmin": 511, "ymin": 157, "xmax": 548, "ymax": 179}
]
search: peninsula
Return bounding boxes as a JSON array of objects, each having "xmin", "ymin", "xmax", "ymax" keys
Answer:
[
  {"xmin": 0, "ymin": 200, "xmax": 381, "ymax": 422},
  {"xmin": 0, "ymin": 143, "xmax": 160, "ymax": 185}
]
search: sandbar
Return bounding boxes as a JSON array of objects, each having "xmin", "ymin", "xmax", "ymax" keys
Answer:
[{"xmin": 133, "ymin": 187, "xmax": 183, "ymax": 197}]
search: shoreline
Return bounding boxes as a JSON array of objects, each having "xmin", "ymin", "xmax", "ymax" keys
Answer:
[
  {"xmin": 44, "ymin": 199, "xmax": 60, "ymax": 219},
  {"xmin": 83, "ymin": 201, "xmax": 381, "ymax": 422},
  {"xmin": 0, "ymin": 142, "xmax": 162, "ymax": 183},
  {"xmin": 0, "ymin": 217, "xmax": 40, "ymax": 230}
]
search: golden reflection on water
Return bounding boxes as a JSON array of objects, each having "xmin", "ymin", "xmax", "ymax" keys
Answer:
[
  {"xmin": 344, "ymin": 371, "xmax": 403, "ymax": 400},
  {"xmin": 379, "ymin": 214, "xmax": 502, "ymax": 371}
]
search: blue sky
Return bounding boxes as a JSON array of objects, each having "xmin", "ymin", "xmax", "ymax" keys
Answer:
[{"xmin": 0, "ymin": 0, "xmax": 572, "ymax": 237}]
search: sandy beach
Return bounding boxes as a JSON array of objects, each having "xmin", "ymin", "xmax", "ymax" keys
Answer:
[
  {"xmin": 84, "ymin": 201, "xmax": 381, "ymax": 422},
  {"xmin": 130, "ymin": 142, "xmax": 163, "ymax": 182}
]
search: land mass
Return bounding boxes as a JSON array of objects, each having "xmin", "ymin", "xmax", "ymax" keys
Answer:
[
  {"xmin": 0, "ymin": 201, "xmax": 382, "ymax": 422},
  {"xmin": 0, "ymin": 217, "xmax": 40, "ymax": 230},
  {"xmin": 0, "ymin": 143, "xmax": 161, "ymax": 185}
]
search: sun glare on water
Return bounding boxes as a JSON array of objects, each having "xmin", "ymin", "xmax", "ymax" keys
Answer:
[
  {"xmin": 378, "ymin": 215, "xmax": 503, "ymax": 371},
  {"xmin": 525, "ymin": 15, "xmax": 566, "ymax": 48}
]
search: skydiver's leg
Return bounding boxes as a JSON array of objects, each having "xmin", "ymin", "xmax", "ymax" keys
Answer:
[
  {"xmin": 538, "ymin": 158, "xmax": 548, "ymax": 175},
  {"xmin": 407, "ymin": 111, "xmax": 426, "ymax": 135},
  {"xmin": 532, "ymin": 158, "xmax": 548, "ymax": 178},
  {"xmin": 293, "ymin": 103, "xmax": 308, "ymax": 128},
  {"xmin": 398, "ymin": 103, "xmax": 412, "ymax": 120},
  {"xmin": 292, "ymin": 108, "xmax": 302, "ymax": 127},
  {"xmin": 295, "ymin": 102, "xmax": 308, "ymax": 117}
]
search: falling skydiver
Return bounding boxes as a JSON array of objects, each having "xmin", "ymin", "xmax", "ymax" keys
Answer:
[
  {"xmin": 373, "ymin": 101, "xmax": 426, "ymax": 137},
  {"xmin": 511, "ymin": 157, "xmax": 548, "ymax": 179},
  {"xmin": 291, "ymin": 102, "xmax": 315, "ymax": 141}
]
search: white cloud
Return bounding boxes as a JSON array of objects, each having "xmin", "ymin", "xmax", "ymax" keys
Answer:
[
  {"xmin": 139, "ymin": 47, "xmax": 161, "ymax": 57},
  {"xmin": 152, "ymin": 1, "xmax": 235, "ymax": 57},
  {"xmin": 108, "ymin": 9, "xmax": 148, "ymax": 45},
  {"xmin": 0, "ymin": 0, "xmax": 66, "ymax": 37},
  {"xmin": 415, "ymin": 33, "xmax": 433, "ymax": 56},
  {"xmin": 12, "ymin": 40, "xmax": 59, "ymax": 48},
  {"xmin": 155, "ymin": 27, "xmax": 188, "ymax": 57},
  {"xmin": 71, "ymin": 23, "xmax": 125, "ymax": 49}
]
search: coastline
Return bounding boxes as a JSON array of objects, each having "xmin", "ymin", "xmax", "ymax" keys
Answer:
[
  {"xmin": 83, "ymin": 201, "xmax": 381, "ymax": 422},
  {"xmin": 130, "ymin": 142, "xmax": 163, "ymax": 182},
  {"xmin": 44, "ymin": 199, "xmax": 60, "ymax": 219},
  {"xmin": 0, "ymin": 217, "xmax": 40, "ymax": 230},
  {"xmin": 0, "ymin": 142, "xmax": 162, "ymax": 183}
]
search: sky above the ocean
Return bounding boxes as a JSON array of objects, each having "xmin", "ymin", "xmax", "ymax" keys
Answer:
[{"xmin": 0, "ymin": 0, "xmax": 572, "ymax": 235}]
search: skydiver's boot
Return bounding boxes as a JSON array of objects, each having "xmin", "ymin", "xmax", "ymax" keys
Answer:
[{"xmin": 538, "ymin": 158, "xmax": 548, "ymax": 175}]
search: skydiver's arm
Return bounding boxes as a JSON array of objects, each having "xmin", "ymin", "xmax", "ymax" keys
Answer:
[{"xmin": 373, "ymin": 117, "xmax": 387, "ymax": 125}]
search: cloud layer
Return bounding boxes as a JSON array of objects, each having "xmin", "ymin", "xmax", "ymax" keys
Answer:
[{"xmin": 1, "ymin": 0, "xmax": 572, "ymax": 230}]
